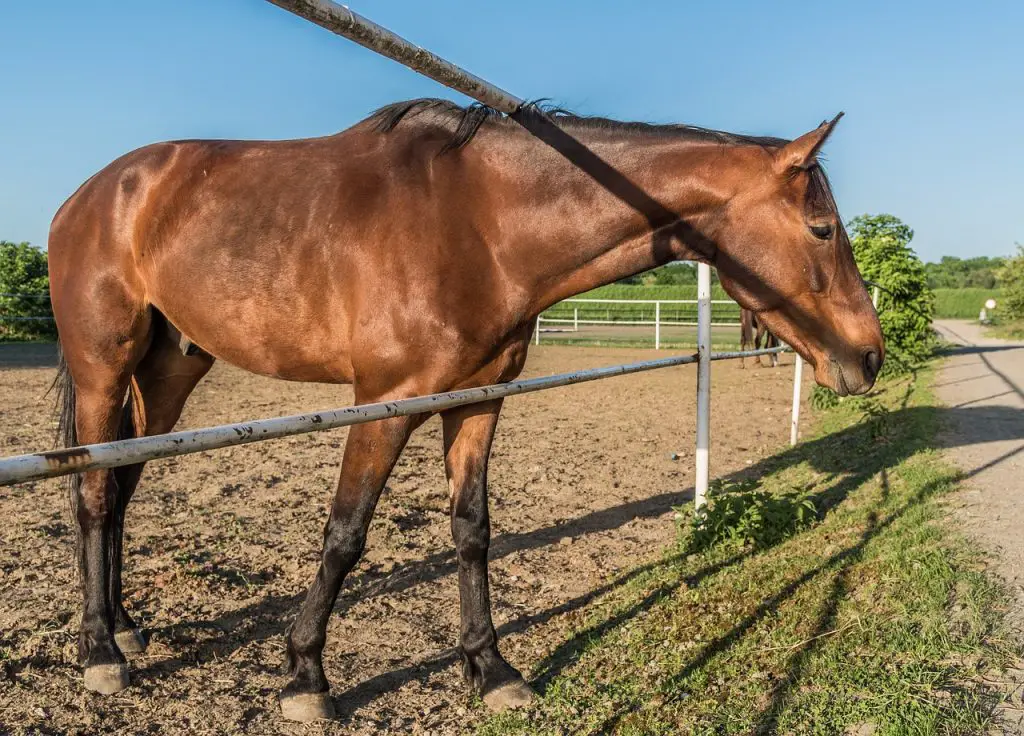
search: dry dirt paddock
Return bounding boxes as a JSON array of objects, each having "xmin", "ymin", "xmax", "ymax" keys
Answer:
[{"xmin": 0, "ymin": 343, "xmax": 803, "ymax": 734}]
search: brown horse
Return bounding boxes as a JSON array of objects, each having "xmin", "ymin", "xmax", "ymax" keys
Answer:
[
  {"xmin": 740, "ymin": 307, "xmax": 781, "ymax": 368},
  {"xmin": 47, "ymin": 99, "xmax": 883, "ymax": 721}
]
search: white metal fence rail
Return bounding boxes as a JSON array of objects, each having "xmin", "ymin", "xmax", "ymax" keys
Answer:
[
  {"xmin": 537, "ymin": 298, "xmax": 744, "ymax": 349},
  {"xmin": 0, "ymin": 3, "xmax": 810, "ymax": 510}
]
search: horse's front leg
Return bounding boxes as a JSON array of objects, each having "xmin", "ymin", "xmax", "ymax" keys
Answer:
[
  {"xmin": 280, "ymin": 414, "xmax": 416, "ymax": 722},
  {"xmin": 442, "ymin": 400, "xmax": 535, "ymax": 711}
]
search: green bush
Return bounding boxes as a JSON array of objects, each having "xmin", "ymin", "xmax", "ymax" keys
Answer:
[
  {"xmin": 0, "ymin": 241, "xmax": 55, "ymax": 341},
  {"xmin": 998, "ymin": 245, "xmax": 1024, "ymax": 321},
  {"xmin": 849, "ymin": 214, "xmax": 934, "ymax": 374},
  {"xmin": 679, "ymin": 478, "xmax": 817, "ymax": 553}
]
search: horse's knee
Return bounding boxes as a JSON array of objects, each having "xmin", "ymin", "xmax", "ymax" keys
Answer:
[{"xmin": 452, "ymin": 514, "xmax": 489, "ymax": 561}]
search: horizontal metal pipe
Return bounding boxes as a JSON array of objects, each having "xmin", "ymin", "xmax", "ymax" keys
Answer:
[
  {"xmin": 559, "ymin": 299, "xmax": 737, "ymax": 305},
  {"xmin": 0, "ymin": 347, "xmax": 787, "ymax": 486},
  {"xmin": 264, "ymin": 0, "xmax": 523, "ymax": 114}
]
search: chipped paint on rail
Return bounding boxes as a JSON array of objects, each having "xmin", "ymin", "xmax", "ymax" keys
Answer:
[{"xmin": 0, "ymin": 347, "xmax": 787, "ymax": 486}]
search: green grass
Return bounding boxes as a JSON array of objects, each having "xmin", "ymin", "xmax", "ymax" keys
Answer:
[
  {"xmin": 579, "ymin": 284, "xmax": 733, "ymax": 301},
  {"xmin": 986, "ymin": 319, "xmax": 1024, "ymax": 341},
  {"xmin": 479, "ymin": 364, "xmax": 1016, "ymax": 735},
  {"xmin": 932, "ymin": 289, "xmax": 1001, "ymax": 319}
]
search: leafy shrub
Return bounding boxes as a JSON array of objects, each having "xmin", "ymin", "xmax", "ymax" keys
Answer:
[
  {"xmin": 679, "ymin": 479, "xmax": 817, "ymax": 553},
  {"xmin": 848, "ymin": 214, "xmax": 934, "ymax": 374},
  {"xmin": 998, "ymin": 245, "xmax": 1024, "ymax": 321},
  {"xmin": 0, "ymin": 241, "xmax": 55, "ymax": 341},
  {"xmin": 809, "ymin": 385, "xmax": 840, "ymax": 411}
]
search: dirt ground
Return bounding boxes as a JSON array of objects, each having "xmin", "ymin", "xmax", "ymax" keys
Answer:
[
  {"xmin": 933, "ymin": 320, "xmax": 1024, "ymax": 731},
  {"xmin": 0, "ymin": 343, "xmax": 803, "ymax": 735}
]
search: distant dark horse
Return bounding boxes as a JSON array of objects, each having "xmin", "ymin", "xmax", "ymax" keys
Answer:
[
  {"xmin": 46, "ymin": 98, "xmax": 883, "ymax": 721},
  {"xmin": 740, "ymin": 308, "xmax": 781, "ymax": 367}
]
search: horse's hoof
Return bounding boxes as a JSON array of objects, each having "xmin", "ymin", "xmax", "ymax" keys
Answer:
[
  {"xmin": 482, "ymin": 680, "xmax": 537, "ymax": 712},
  {"xmin": 83, "ymin": 663, "xmax": 130, "ymax": 695},
  {"xmin": 115, "ymin": 628, "xmax": 147, "ymax": 654},
  {"xmin": 280, "ymin": 692, "xmax": 335, "ymax": 722}
]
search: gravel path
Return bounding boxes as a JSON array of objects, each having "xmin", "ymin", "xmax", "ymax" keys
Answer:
[
  {"xmin": 934, "ymin": 320, "xmax": 1024, "ymax": 607},
  {"xmin": 933, "ymin": 320, "xmax": 1024, "ymax": 730}
]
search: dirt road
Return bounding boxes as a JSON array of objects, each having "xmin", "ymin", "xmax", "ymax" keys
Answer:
[
  {"xmin": 934, "ymin": 321, "xmax": 1024, "ymax": 609},
  {"xmin": 0, "ymin": 343, "xmax": 803, "ymax": 734}
]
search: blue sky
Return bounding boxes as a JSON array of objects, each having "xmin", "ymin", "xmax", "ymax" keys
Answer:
[{"xmin": 1, "ymin": 0, "xmax": 1021, "ymax": 263}]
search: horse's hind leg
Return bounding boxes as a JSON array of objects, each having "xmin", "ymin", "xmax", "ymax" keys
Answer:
[
  {"xmin": 58, "ymin": 309, "xmax": 151, "ymax": 694},
  {"xmin": 442, "ymin": 401, "xmax": 534, "ymax": 711},
  {"xmin": 281, "ymin": 412, "xmax": 417, "ymax": 722},
  {"xmin": 109, "ymin": 328, "xmax": 214, "ymax": 654}
]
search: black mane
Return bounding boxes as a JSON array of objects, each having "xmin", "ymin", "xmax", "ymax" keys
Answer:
[{"xmin": 369, "ymin": 98, "xmax": 790, "ymax": 153}]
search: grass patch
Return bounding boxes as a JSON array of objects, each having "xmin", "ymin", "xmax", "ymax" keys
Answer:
[
  {"xmin": 986, "ymin": 319, "xmax": 1024, "ymax": 341},
  {"xmin": 479, "ymin": 363, "xmax": 1016, "ymax": 735},
  {"xmin": 933, "ymin": 288, "xmax": 1003, "ymax": 319}
]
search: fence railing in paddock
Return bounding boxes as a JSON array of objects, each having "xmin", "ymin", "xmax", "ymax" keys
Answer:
[
  {"xmin": 0, "ymin": 2, "xmax": 810, "ymax": 509},
  {"xmin": 0, "ymin": 263, "xmax": 801, "ymax": 508},
  {"xmin": 536, "ymin": 297, "xmax": 743, "ymax": 349}
]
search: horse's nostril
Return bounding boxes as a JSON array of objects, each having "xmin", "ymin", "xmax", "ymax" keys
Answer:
[{"xmin": 862, "ymin": 348, "xmax": 882, "ymax": 382}]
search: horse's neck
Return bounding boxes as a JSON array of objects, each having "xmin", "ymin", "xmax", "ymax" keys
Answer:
[{"xmin": 487, "ymin": 130, "xmax": 736, "ymax": 313}]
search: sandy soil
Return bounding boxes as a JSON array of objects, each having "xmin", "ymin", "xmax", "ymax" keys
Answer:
[{"xmin": 0, "ymin": 343, "xmax": 803, "ymax": 735}]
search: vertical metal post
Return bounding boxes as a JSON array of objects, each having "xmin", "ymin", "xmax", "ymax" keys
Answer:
[
  {"xmin": 790, "ymin": 354, "xmax": 803, "ymax": 446},
  {"xmin": 535, "ymin": 316, "xmax": 540, "ymax": 345},
  {"xmin": 695, "ymin": 263, "xmax": 712, "ymax": 510},
  {"xmin": 573, "ymin": 307, "xmax": 579, "ymax": 333},
  {"xmin": 655, "ymin": 301, "xmax": 661, "ymax": 350},
  {"xmin": 872, "ymin": 285, "xmax": 880, "ymax": 309}
]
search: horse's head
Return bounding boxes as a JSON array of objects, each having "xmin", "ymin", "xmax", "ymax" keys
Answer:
[{"xmin": 711, "ymin": 115, "xmax": 884, "ymax": 396}]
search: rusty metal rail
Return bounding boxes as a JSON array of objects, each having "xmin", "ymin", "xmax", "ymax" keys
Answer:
[
  {"xmin": 263, "ymin": 0, "xmax": 523, "ymax": 113},
  {"xmin": 0, "ymin": 347, "xmax": 786, "ymax": 486}
]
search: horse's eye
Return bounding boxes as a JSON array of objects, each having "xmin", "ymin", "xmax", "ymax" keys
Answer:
[{"xmin": 809, "ymin": 223, "xmax": 834, "ymax": 240}]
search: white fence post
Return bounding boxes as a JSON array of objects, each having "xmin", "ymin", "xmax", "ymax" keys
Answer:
[
  {"xmin": 535, "ymin": 316, "xmax": 540, "ymax": 346},
  {"xmin": 872, "ymin": 285, "xmax": 880, "ymax": 309},
  {"xmin": 695, "ymin": 264, "xmax": 712, "ymax": 510},
  {"xmin": 790, "ymin": 354, "xmax": 803, "ymax": 446},
  {"xmin": 573, "ymin": 307, "xmax": 579, "ymax": 333},
  {"xmin": 655, "ymin": 301, "xmax": 661, "ymax": 350}
]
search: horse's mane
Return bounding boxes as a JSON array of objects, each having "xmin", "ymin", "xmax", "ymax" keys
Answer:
[{"xmin": 369, "ymin": 98, "xmax": 790, "ymax": 153}]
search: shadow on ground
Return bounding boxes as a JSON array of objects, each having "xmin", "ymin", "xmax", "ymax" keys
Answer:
[
  {"xmin": 73, "ymin": 389, "xmax": 1019, "ymax": 723},
  {"xmin": 6, "ymin": 351, "xmax": 1022, "ymax": 730}
]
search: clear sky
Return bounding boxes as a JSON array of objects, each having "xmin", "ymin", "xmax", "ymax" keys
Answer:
[{"xmin": 1, "ymin": 0, "xmax": 1021, "ymax": 263}]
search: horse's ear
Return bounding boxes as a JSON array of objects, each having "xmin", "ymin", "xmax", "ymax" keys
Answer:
[{"xmin": 774, "ymin": 113, "xmax": 843, "ymax": 174}]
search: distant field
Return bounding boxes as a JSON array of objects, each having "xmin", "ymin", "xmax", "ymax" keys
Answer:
[
  {"xmin": 549, "ymin": 285, "xmax": 1004, "ymax": 322},
  {"xmin": 933, "ymin": 288, "xmax": 1002, "ymax": 319}
]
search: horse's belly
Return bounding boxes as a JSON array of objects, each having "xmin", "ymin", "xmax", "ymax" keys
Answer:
[{"xmin": 154, "ymin": 293, "xmax": 355, "ymax": 384}]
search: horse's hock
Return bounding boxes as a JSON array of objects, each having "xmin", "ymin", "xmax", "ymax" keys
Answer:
[{"xmin": 0, "ymin": 343, "xmax": 802, "ymax": 733}]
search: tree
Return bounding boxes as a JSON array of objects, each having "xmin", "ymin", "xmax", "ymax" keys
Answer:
[
  {"xmin": 0, "ymin": 241, "xmax": 55, "ymax": 340},
  {"xmin": 924, "ymin": 255, "xmax": 1006, "ymax": 289},
  {"xmin": 848, "ymin": 214, "xmax": 934, "ymax": 374},
  {"xmin": 998, "ymin": 245, "xmax": 1024, "ymax": 321}
]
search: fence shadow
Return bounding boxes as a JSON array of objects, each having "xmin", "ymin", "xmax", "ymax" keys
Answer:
[{"xmin": 112, "ymin": 397, "xmax": 1022, "ymax": 719}]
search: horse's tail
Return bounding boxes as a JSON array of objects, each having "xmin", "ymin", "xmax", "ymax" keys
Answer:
[
  {"xmin": 51, "ymin": 343, "xmax": 77, "ymax": 452},
  {"xmin": 49, "ymin": 344, "xmax": 83, "ymax": 576}
]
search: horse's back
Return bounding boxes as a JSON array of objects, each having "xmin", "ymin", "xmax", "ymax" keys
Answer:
[{"xmin": 46, "ymin": 127, "xmax": 506, "ymax": 386}]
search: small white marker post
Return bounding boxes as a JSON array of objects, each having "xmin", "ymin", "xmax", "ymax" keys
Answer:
[
  {"xmin": 535, "ymin": 316, "xmax": 540, "ymax": 345},
  {"xmin": 655, "ymin": 301, "xmax": 661, "ymax": 350},
  {"xmin": 790, "ymin": 354, "xmax": 803, "ymax": 446},
  {"xmin": 695, "ymin": 263, "xmax": 712, "ymax": 510},
  {"xmin": 872, "ymin": 285, "xmax": 881, "ymax": 309},
  {"xmin": 573, "ymin": 307, "xmax": 579, "ymax": 333}
]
